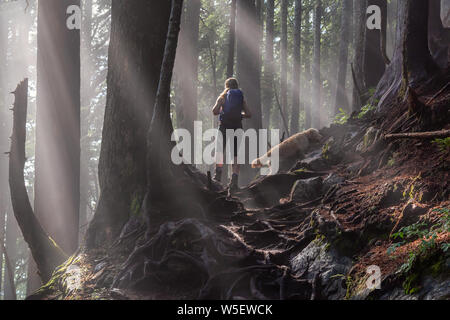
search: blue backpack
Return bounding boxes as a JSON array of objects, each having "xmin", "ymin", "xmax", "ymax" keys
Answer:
[{"xmin": 220, "ymin": 89, "xmax": 244, "ymax": 128}]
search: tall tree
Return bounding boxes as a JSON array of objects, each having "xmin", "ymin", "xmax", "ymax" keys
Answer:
[
  {"xmin": 0, "ymin": 10, "xmax": 8, "ymax": 298},
  {"xmin": 364, "ymin": 0, "xmax": 387, "ymax": 90},
  {"xmin": 178, "ymin": 0, "xmax": 200, "ymax": 137},
  {"xmin": 3, "ymin": 211, "xmax": 18, "ymax": 299},
  {"xmin": 333, "ymin": 0, "xmax": 353, "ymax": 114},
  {"xmin": 290, "ymin": 0, "xmax": 302, "ymax": 134},
  {"xmin": 9, "ymin": 79, "xmax": 67, "ymax": 285},
  {"xmin": 227, "ymin": 0, "xmax": 237, "ymax": 78},
  {"xmin": 428, "ymin": 0, "xmax": 450, "ymax": 69},
  {"xmin": 80, "ymin": 0, "xmax": 93, "ymax": 241},
  {"xmin": 280, "ymin": 0, "xmax": 288, "ymax": 133},
  {"xmin": 236, "ymin": 0, "xmax": 262, "ymax": 131},
  {"xmin": 352, "ymin": 0, "xmax": 366, "ymax": 111},
  {"xmin": 34, "ymin": 0, "xmax": 81, "ymax": 257},
  {"xmin": 86, "ymin": 0, "xmax": 172, "ymax": 247},
  {"xmin": 236, "ymin": 0, "xmax": 263, "ymax": 184},
  {"xmin": 374, "ymin": 0, "xmax": 437, "ymax": 111},
  {"xmin": 262, "ymin": 0, "xmax": 275, "ymax": 129},
  {"xmin": 146, "ymin": 0, "xmax": 183, "ymax": 212},
  {"xmin": 312, "ymin": 0, "xmax": 322, "ymax": 128}
]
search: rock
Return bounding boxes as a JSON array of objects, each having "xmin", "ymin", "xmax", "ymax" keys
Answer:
[
  {"xmin": 421, "ymin": 276, "xmax": 450, "ymax": 300},
  {"xmin": 377, "ymin": 276, "xmax": 450, "ymax": 300},
  {"xmin": 398, "ymin": 202, "xmax": 430, "ymax": 228},
  {"xmin": 322, "ymin": 137, "xmax": 344, "ymax": 165},
  {"xmin": 289, "ymin": 177, "xmax": 323, "ymax": 203},
  {"xmin": 379, "ymin": 288, "xmax": 419, "ymax": 300},
  {"xmin": 322, "ymin": 173, "xmax": 345, "ymax": 194},
  {"xmin": 293, "ymin": 149, "xmax": 329, "ymax": 172},
  {"xmin": 291, "ymin": 241, "xmax": 352, "ymax": 300}
]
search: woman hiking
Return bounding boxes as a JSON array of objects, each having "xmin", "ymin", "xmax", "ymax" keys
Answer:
[{"xmin": 212, "ymin": 78, "xmax": 252, "ymax": 192}]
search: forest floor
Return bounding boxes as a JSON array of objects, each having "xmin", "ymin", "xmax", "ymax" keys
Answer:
[{"xmin": 32, "ymin": 77, "xmax": 450, "ymax": 300}]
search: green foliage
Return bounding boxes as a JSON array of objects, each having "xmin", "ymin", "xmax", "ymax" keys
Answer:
[
  {"xmin": 333, "ymin": 108, "xmax": 350, "ymax": 124},
  {"xmin": 322, "ymin": 141, "xmax": 330, "ymax": 160},
  {"xmin": 387, "ymin": 157, "xmax": 395, "ymax": 167},
  {"xmin": 432, "ymin": 137, "xmax": 450, "ymax": 154},
  {"xmin": 357, "ymin": 103, "xmax": 376, "ymax": 119},
  {"xmin": 388, "ymin": 207, "xmax": 450, "ymax": 273}
]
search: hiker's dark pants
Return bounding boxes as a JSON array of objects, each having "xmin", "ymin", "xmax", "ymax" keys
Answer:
[{"xmin": 216, "ymin": 125, "xmax": 242, "ymax": 163}]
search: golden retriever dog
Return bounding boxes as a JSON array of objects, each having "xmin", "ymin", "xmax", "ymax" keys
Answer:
[{"xmin": 251, "ymin": 128, "xmax": 323, "ymax": 170}]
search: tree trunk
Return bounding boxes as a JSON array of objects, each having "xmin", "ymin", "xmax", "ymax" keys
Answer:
[
  {"xmin": 227, "ymin": 0, "xmax": 237, "ymax": 78},
  {"xmin": 0, "ymin": 14, "xmax": 7, "ymax": 297},
  {"xmin": 290, "ymin": 0, "xmax": 302, "ymax": 134},
  {"xmin": 312, "ymin": 0, "xmax": 322, "ymax": 128},
  {"xmin": 80, "ymin": 0, "xmax": 94, "ymax": 242},
  {"xmin": 333, "ymin": 0, "xmax": 352, "ymax": 115},
  {"xmin": 304, "ymin": 54, "xmax": 312, "ymax": 130},
  {"xmin": 0, "ymin": 210, "xmax": 4, "ymax": 295},
  {"xmin": 374, "ymin": 0, "xmax": 437, "ymax": 112},
  {"xmin": 280, "ymin": 0, "xmax": 288, "ymax": 133},
  {"xmin": 428, "ymin": 0, "xmax": 450, "ymax": 68},
  {"xmin": 236, "ymin": 0, "xmax": 263, "ymax": 185},
  {"xmin": 352, "ymin": 0, "xmax": 367, "ymax": 111},
  {"xmin": 146, "ymin": 0, "xmax": 183, "ymax": 218},
  {"xmin": 1, "ymin": 241, "xmax": 16, "ymax": 300},
  {"xmin": 178, "ymin": 0, "xmax": 200, "ymax": 138},
  {"xmin": 262, "ymin": 0, "xmax": 274, "ymax": 129},
  {"xmin": 9, "ymin": 79, "xmax": 67, "ymax": 284},
  {"xmin": 35, "ymin": 0, "xmax": 81, "ymax": 255},
  {"xmin": 364, "ymin": 0, "xmax": 387, "ymax": 89},
  {"xmin": 4, "ymin": 210, "xmax": 18, "ymax": 300},
  {"xmin": 86, "ymin": 0, "xmax": 171, "ymax": 248}
]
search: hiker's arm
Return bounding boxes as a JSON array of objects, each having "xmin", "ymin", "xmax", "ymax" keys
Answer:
[
  {"xmin": 242, "ymin": 100, "xmax": 252, "ymax": 118},
  {"xmin": 212, "ymin": 97, "xmax": 224, "ymax": 116}
]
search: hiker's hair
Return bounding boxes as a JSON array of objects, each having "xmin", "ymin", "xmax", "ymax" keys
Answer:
[{"xmin": 219, "ymin": 78, "xmax": 239, "ymax": 101}]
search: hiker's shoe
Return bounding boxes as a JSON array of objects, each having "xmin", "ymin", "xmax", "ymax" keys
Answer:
[{"xmin": 213, "ymin": 167, "xmax": 222, "ymax": 183}]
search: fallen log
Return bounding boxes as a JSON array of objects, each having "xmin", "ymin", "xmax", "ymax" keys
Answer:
[{"xmin": 384, "ymin": 129, "xmax": 450, "ymax": 140}]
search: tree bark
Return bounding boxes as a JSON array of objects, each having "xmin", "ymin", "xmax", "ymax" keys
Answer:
[
  {"xmin": 334, "ymin": 0, "xmax": 352, "ymax": 115},
  {"xmin": 262, "ymin": 0, "xmax": 274, "ymax": 129},
  {"xmin": 352, "ymin": 0, "xmax": 367, "ymax": 111},
  {"xmin": 290, "ymin": 0, "xmax": 302, "ymax": 134},
  {"xmin": 312, "ymin": 0, "xmax": 322, "ymax": 128},
  {"xmin": 236, "ymin": 0, "xmax": 263, "ymax": 185},
  {"xmin": 4, "ymin": 210, "xmax": 18, "ymax": 300},
  {"xmin": 428, "ymin": 0, "xmax": 450, "ymax": 69},
  {"xmin": 227, "ymin": 0, "xmax": 237, "ymax": 78},
  {"xmin": 146, "ymin": 0, "xmax": 183, "ymax": 215},
  {"xmin": 236, "ymin": 0, "xmax": 262, "ymax": 131},
  {"xmin": 1, "ymin": 241, "xmax": 16, "ymax": 300},
  {"xmin": 86, "ymin": 0, "xmax": 171, "ymax": 247},
  {"xmin": 364, "ymin": 0, "xmax": 387, "ymax": 89},
  {"xmin": 280, "ymin": 0, "xmax": 288, "ymax": 133},
  {"xmin": 0, "ymin": 14, "xmax": 7, "ymax": 297},
  {"xmin": 374, "ymin": 0, "xmax": 438, "ymax": 112},
  {"xmin": 80, "ymin": 0, "xmax": 93, "ymax": 242},
  {"xmin": 178, "ymin": 0, "xmax": 200, "ymax": 137},
  {"xmin": 35, "ymin": 0, "xmax": 81, "ymax": 255},
  {"xmin": 9, "ymin": 79, "xmax": 67, "ymax": 284}
]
